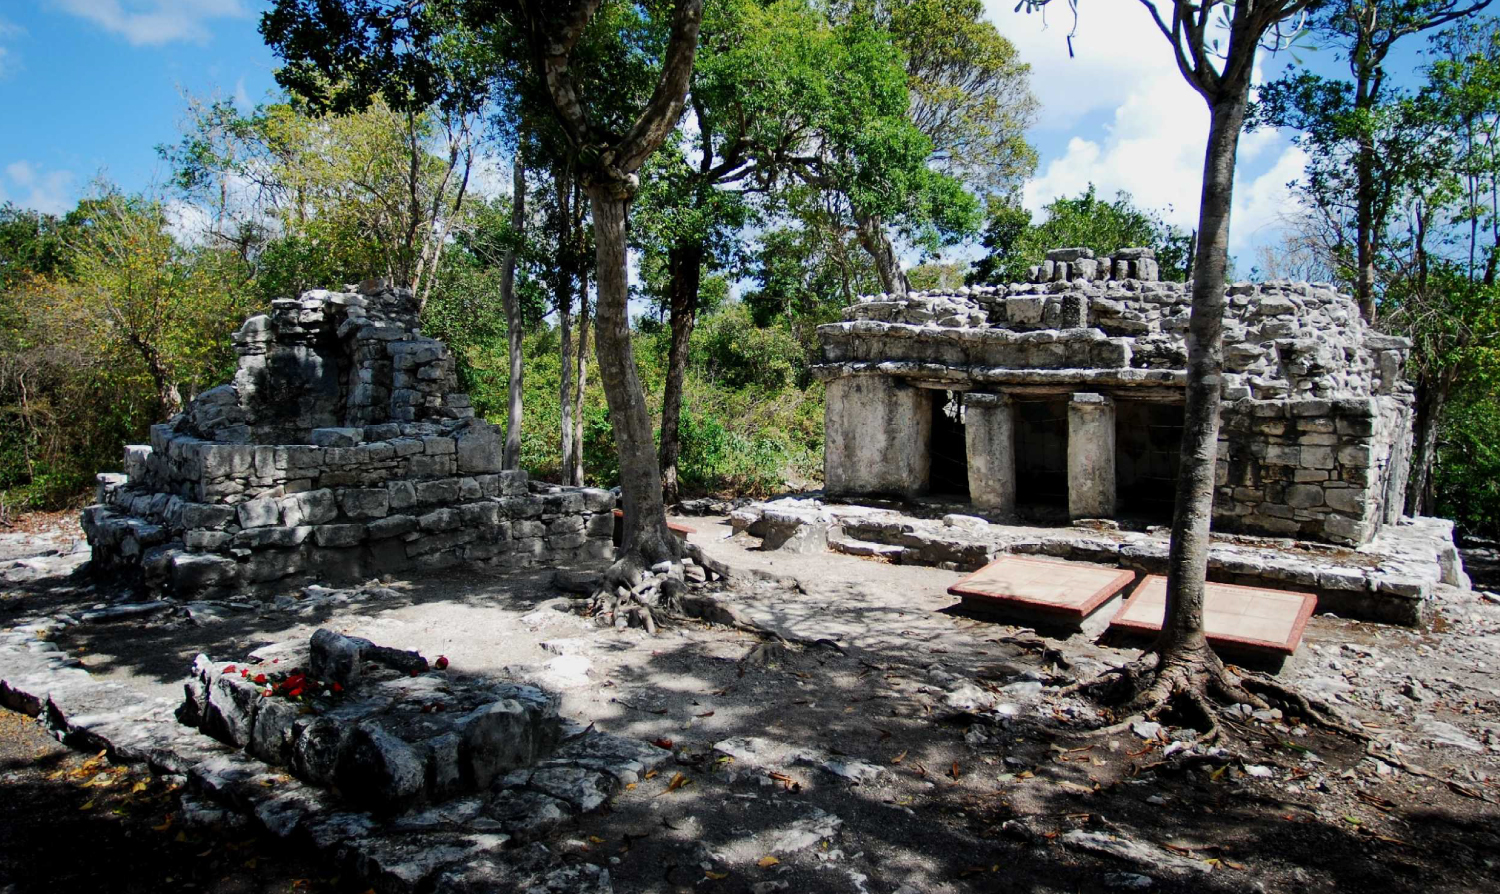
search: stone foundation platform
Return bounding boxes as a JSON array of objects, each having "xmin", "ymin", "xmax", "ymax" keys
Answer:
[{"xmin": 732, "ymin": 498, "xmax": 1467, "ymax": 627}]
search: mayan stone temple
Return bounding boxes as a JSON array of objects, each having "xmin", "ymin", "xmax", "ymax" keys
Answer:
[
  {"xmin": 816, "ymin": 246, "xmax": 1414, "ymax": 548},
  {"xmin": 81, "ymin": 282, "xmax": 615, "ymax": 599}
]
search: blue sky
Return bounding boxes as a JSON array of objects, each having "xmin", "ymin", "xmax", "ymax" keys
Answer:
[{"xmin": 0, "ymin": 1, "xmax": 1448, "ymax": 266}]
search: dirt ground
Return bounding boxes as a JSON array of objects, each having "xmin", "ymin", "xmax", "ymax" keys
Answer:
[{"xmin": 1, "ymin": 513, "xmax": 1498, "ymax": 893}]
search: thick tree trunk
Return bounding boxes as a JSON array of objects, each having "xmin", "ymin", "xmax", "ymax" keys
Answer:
[
  {"xmin": 854, "ymin": 209, "xmax": 909, "ymax": 297},
  {"xmin": 659, "ymin": 240, "xmax": 704, "ymax": 504},
  {"xmin": 501, "ymin": 159, "xmax": 526, "ymax": 471},
  {"xmin": 571, "ymin": 272, "xmax": 590, "ymax": 486},
  {"xmin": 1156, "ymin": 95, "xmax": 1248, "ymax": 674},
  {"xmin": 1406, "ymin": 373, "xmax": 1449, "ymax": 517},
  {"xmin": 588, "ymin": 185, "xmax": 677, "ymax": 565}
]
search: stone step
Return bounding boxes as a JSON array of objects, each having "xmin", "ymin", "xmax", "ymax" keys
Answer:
[{"xmin": 829, "ymin": 536, "xmax": 904, "ymax": 560}]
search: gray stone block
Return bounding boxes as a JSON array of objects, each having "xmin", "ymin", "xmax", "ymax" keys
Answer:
[
  {"xmin": 339, "ymin": 488, "xmax": 390, "ymax": 519},
  {"xmin": 315, "ymin": 524, "xmax": 367, "ymax": 547},
  {"xmin": 237, "ymin": 495, "xmax": 281, "ymax": 529}
]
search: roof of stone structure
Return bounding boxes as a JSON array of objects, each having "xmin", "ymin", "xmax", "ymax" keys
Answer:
[{"xmin": 817, "ymin": 249, "xmax": 1411, "ymax": 403}]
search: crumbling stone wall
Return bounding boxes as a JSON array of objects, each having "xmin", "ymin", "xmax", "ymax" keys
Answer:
[
  {"xmin": 83, "ymin": 283, "xmax": 614, "ymax": 599},
  {"xmin": 816, "ymin": 247, "xmax": 1415, "ymax": 546}
]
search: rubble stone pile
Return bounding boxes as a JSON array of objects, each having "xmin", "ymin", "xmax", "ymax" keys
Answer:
[{"xmin": 81, "ymin": 283, "xmax": 614, "ymax": 599}]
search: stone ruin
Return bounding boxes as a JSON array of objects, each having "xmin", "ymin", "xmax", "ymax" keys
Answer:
[
  {"xmin": 82, "ymin": 283, "xmax": 615, "ymax": 599},
  {"xmin": 818, "ymin": 246, "xmax": 1415, "ymax": 547}
]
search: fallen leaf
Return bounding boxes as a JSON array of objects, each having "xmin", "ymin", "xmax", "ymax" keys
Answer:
[
  {"xmin": 696, "ymin": 710, "xmax": 715, "ymax": 718},
  {"xmin": 704, "ymin": 870, "xmax": 728, "ymax": 880},
  {"xmin": 758, "ymin": 856, "xmax": 780, "ymax": 867},
  {"xmin": 949, "ymin": 762, "xmax": 962, "ymax": 781},
  {"xmin": 644, "ymin": 769, "xmax": 659, "ymax": 780},
  {"xmin": 78, "ymin": 800, "xmax": 95, "ymax": 811},
  {"xmin": 666, "ymin": 772, "xmax": 690, "ymax": 792},
  {"xmin": 153, "ymin": 815, "xmax": 173, "ymax": 832},
  {"xmin": 891, "ymin": 750, "xmax": 907, "ymax": 764},
  {"xmin": 131, "ymin": 781, "xmax": 149, "ymax": 793}
]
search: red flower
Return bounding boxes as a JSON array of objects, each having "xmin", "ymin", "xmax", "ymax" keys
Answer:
[
  {"xmin": 222, "ymin": 665, "xmax": 236, "ymax": 675},
  {"xmin": 240, "ymin": 669, "xmax": 250, "ymax": 678},
  {"xmin": 286, "ymin": 688, "xmax": 303, "ymax": 698},
  {"xmin": 253, "ymin": 674, "xmax": 267, "ymax": 684},
  {"xmin": 409, "ymin": 670, "xmax": 419, "ymax": 678},
  {"xmin": 332, "ymin": 683, "xmax": 343, "ymax": 693},
  {"xmin": 435, "ymin": 656, "xmax": 449, "ymax": 670}
]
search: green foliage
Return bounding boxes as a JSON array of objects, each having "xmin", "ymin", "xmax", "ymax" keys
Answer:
[
  {"xmin": 1434, "ymin": 385, "xmax": 1500, "ymax": 537},
  {"xmin": 0, "ymin": 189, "xmax": 255, "ymax": 511},
  {"xmin": 441, "ymin": 301, "xmax": 824, "ymax": 498},
  {"xmin": 969, "ymin": 186, "xmax": 1192, "ymax": 285}
]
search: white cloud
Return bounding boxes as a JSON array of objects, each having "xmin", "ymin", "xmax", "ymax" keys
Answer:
[
  {"xmin": 3, "ymin": 161, "xmax": 77, "ymax": 215},
  {"xmin": 233, "ymin": 75, "xmax": 252, "ymax": 111},
  {"xmin": 989, "ymin": 1, "xmax": 1184, "ymax": 133},
  {"xmin": 53, "ymin": 0, "xmax": 247, "ymax": 47},
  {"xmin": 989, "ymin": 1, "xmax": 1308, "ymax": 255}
]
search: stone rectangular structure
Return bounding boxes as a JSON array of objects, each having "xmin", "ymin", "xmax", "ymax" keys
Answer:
[{"xmin": 817, "ymin": 247, "xmax": 1415, "ymax": 546}]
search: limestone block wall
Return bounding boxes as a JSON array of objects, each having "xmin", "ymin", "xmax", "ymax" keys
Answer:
[
  {"xmin": 82, "ymin": 283, "xmax": 615, "ymax": 599},
  {"xmin": 1214, "ymin": 397, "xmax": 1411, "ymax": 544}
]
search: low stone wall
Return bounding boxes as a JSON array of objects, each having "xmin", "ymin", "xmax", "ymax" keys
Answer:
[{"xmin": 84, "ymin": 467, "xmax": 614, "ymax": 600}]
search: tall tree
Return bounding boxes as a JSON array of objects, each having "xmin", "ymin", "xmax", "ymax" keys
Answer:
[
  {"xmin": 1027, "ymin": 0, "xmax": 1329, "ymax": 725},
  {"xmin": 1254, "ymin": 0, "xmax": 1491, "ymax": 321},
  {"xmin": 500, "ymin": 0, "xmax": 704, "ymax": 578},
  {"xmin": 1388, "ymin": 18, "xmax": 1500, "ymax": 514}
]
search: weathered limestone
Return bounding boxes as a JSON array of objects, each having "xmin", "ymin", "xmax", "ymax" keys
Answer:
[
  {"xmin": 818, "ymin": 249, "xmax": 1417, "ymax": 547},
  {"xmin": 1067, "ymin": 393, "xmax": 1116, "ymax": 520},
  {"xmin": 823, "ymin": 376, "xmax": 931, "ymax": 499},
  {"xmin": 963, "ymin": 393, "xmax": 1016, "ymax": 517},
  {"xmin": 82, "ymin": 284, "xmax": 616, "ymax": 599}
]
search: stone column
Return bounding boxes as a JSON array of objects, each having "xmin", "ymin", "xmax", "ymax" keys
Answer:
[
  {"xmin": 824, "ymin": 375, "xmax": 932, "ymax": 499},
  {"xmin": 1067, "ymin": 393, "xmax": 1116, "ymax": 520},
  {"xmin": 962, "ymin": 392, "xmax": 1015, "ymax": 518}
]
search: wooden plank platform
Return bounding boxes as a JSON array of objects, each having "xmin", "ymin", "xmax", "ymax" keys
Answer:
[
  {"xmin": 612, "ymin": 509, "xmax": 695, "ymax": 539},
  {"xmin": 947, "ymin": 555, "xmax": 1137, "ymax": 621},
  {"xmin": 1108, "ymin": 575, "xmax": 1317, "ymax": 656}
]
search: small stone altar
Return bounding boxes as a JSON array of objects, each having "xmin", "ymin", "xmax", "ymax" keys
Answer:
[
  {"xmin": 817, "ymin": 247, "xmax": 1415, "ymax": 547},
  {"xmin": 81, "ymin": 283, "xmax": 615, "ymax": 599},
  {"xmin": 180, "ymin": 629, "xmax": 568, "ymax": 814}
]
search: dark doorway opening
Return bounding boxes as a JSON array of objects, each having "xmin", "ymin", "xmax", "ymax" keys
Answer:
[
  {"xmin": 929, "ymin": 390, "xmax": 969, "ymax": 498},
  {"xmin": 1013, "ymin": 397, "xmax": 1068, "ymax": 519},
  {"xmin": 1116, "ymin": 400, "xmax": 1185, "ymax": 523}
]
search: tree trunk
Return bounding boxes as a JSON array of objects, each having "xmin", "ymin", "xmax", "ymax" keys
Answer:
[
  {"xmin": 1156, "ymin": 94, "xmax": 1248, "ymax": 674},
  {"xmin": 588, "ymin": 185, "xmax": 677, "ymax": 565},
  {"xmin": 1406, "ymin": 373, "xmax": 1449, "ymax": 517},
  {"xmin": 557, "ymin": 166, "xmax": 576, "ymax": 482},
  {"xmin": 659, "ymin": 240, "xmax": 704, "ymax": 504},
  {"xmin": 501, "ymin": 159, "xmax": 526, "ymax": 470},
  {"xmin": 559, "ymin": 284, "xmax": 575, "ymax": 480},
  {"xmin": 572, "ymin": 270, "xmax": 590, "ymax": 486},
  {"xmin": 1353, "ymin": 65, "xmax": 1378, "ymax": 323},
  {"xmin": 854, "ymin": 209, "xmax": 909, "ymax": 297}
]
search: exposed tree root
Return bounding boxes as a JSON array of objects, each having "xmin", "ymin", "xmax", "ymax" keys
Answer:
[
  {"xmin": 1062, "ymin": 641, "xmax": 1368, "ymax": 752},
  {"xmin": 585, "ymin": 534, "xmax": 744, "ymax": 634}
]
